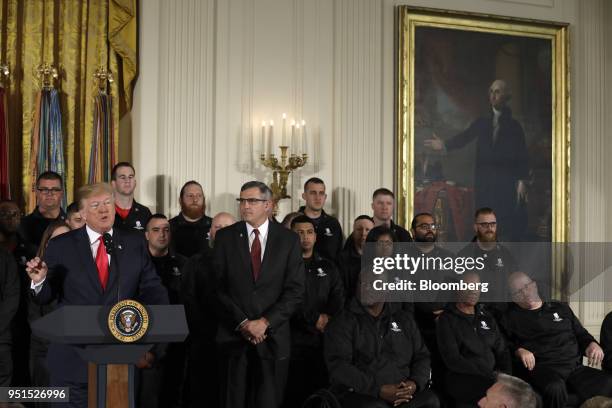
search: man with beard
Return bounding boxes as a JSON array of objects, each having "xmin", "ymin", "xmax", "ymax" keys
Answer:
[
  {"xmin": 457, "ymin": 208, "xmax": 517, "ymax": 320},
  {"xmin": 298, "ymin": 178, "xmax": 344, "ymax": 264},
  {"xmin": 324, "ymin": 274, "xmax": 439, "ymax": 408},
  {"xmin": 424, "ymin": 80, "xmax": 529, "ymax": 241},
  {"xmin": 338, "ymin": 215, "xmax": 374, "ymax": 303},
  {"xmin": 371, "ymin": 188, "xmax": 412, "ymax": 242},
  {"xmin": 139, "ymin": 214, "xmax": 186, "ymax": 408},
  {"xmin": 20, "ymin": 171, "xmax": 66, "ymax": 247},
  {"xmin": 0, "ymin": 200, "xmax": 36, "ymax": 386},
  {"xmin": 501, "ymin": 272, "xmax": 612, "ymax": 408},
  {"xmin": 284, "ymin": 215, "xmax": 344, "ymax": 407},
  {"xmin": 170, "ymin": 181, "xmax": 212, "ymax": 258},
  {"xmin": 408, "ymin": 212, "xmax": 455, "ymax": 397},
  {"xmin": 182, "ymin": 211, "xmax": 235, "ymax": 408},
  {"xmin": 111, "ymin": 162, "xmax": 152, "ymax": 234}
]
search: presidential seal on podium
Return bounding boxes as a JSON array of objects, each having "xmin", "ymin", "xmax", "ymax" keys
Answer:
[{"xmin": 108, "ymin": 299, "xmax": 149, "ymax": 342}]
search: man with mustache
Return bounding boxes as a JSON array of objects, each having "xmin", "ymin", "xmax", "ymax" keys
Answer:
[
  {"xmin": 169, "ymin": 180, "xmax": 212, "ymax": 258},
  {"xmin": 324, "ymin": 273, "xmax": 439, "ymax": 407},
  {"xmin": 408, "ymin": 212, "xmax": 454, "ymax": 397},
  {"xmin": 456, "ymin": 207, "xmax": 517, "ymax": 320}
]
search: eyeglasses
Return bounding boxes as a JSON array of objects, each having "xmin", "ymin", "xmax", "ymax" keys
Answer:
[
  {"xmin": 416, "ymin": 223, "xmax": 437, "ymax": 230},
  {"xmin": 89, "ymin": 199, "xmax": 113, "ymax": 210},
  {"xmin": 0, "ymin": 211, "xmax": 21, "ymax": 219},
  {"xmin": 236, "ymin": 198, "xmax": 267, "ymax": 205},
  {"xmin": 376, "ymin": 240, "xmax": 394, "ymax": 247},
  {"xmin": 476, "ymin": 222, "xmax": 497, "ymax": 229},
  {"xmin": 511, "ymin": 280, "xmax": 535, "ymax": 298},
  {"xmin": 37, "ymin": 187, "xmax": 63, "ymax": 195}
]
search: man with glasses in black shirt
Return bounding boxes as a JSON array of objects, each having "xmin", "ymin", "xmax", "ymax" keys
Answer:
[{"xmin": 20, "ymin": 171, "xmax": 66, "ymax": 247}]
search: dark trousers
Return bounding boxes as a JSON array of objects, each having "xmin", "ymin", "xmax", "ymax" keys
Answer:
[
  {"xmin": 521, "ymin": 364, "xmax": 612, "ymax": 408},
  {"xmin": 339, "ymin": 390, "xmax": 440, "ymax": 408},
  {"xmin": 443, "ymin": 372, "xmax": 494, "ymax": 405},
  {"xmin": 30, "ymin": 337, "xmax": 51, "ymax": 408},
  {"xmin": 283, "ymin": 345, "xmax": 328, "ymax": 407},
  {"xmin": 137, "ymin": 343, "xmax": 186, "ymax": 408},
  {"xmin": 219, "ymin": 347, "xmax": 288, "ymax": 408},
  {"xmin": 49, "ymin": 376, "xmax": 87, "ymax": 408},
  {"xmin": 0, "ymin": 343, "xmax": 12, "ymax": 387},
  {"xmin": 185, "ymin": 337, "xmax": 219, "ymax": 408}
]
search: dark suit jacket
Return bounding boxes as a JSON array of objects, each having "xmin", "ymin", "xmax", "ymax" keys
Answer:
[
  {"xmin": 34, "ymin": 226, "xmax": 169, "ymax": 382},
  {"xmin": 214, "ymin": 221, "xmax": 304, "ymax": 360}
]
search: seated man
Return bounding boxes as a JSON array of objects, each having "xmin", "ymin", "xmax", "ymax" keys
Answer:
[
  {"xmin": 324, "ymin": 275, "xmax": 439, "ymax": 408},
  {"xmin": 501, "ymin": 271, "xmax": 612, "ymax": 408},
  {"xmin": 478, "ymin": 373, "xmax": 538, "ymax": 408},
  {"xmin": 436, "ymin": 271, "xmax": 511, "ymax": 406}
]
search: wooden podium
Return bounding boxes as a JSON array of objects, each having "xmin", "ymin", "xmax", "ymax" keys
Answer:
[{"xmin": 31, "ymin": 304, "xmax": 188, "ymax": 408}]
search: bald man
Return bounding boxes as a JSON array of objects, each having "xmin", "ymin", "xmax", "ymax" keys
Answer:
[
  {"xmin": 424, "ymin": 79, "xmax": 529, "ymax": 240},
  {"xmin": 181, "ymin": 212, "xmax": 236, "ymax": 407},
  {"xmin": 501, "ymin": 272, "xmax": 612, "ymax": 408}
]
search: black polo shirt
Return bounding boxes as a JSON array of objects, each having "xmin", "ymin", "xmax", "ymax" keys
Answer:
[
  {"xmin": 113, "ymin": 200, "xmax": 152, "ymax": 234},
  {"xmin": 20, "ymin": 207, "xmax": 66, "ymax": 248},
  {"xmin": 169, "ymin": 213, "xmax": 212, "ymax": 258}
]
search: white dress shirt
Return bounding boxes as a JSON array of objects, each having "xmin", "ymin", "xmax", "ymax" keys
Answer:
[
  {"xmin": 31, "ymin": 226, "xmax": 113, "ymax": 294},
  {"xmin": 246, "ymin": 219, "xmax": 269, "ymax": 261}
]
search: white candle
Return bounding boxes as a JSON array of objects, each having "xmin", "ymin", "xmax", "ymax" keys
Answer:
[
  {"xmin": 296, "ymin": 123, "xmax": 301, "ymax": 155},
  {"xmin": 290, "ymin": 119, "xmax": 296, "ymax": 153},
  {"xmin": 282, "ymin": 113, "xmax": 287, "ymax": 146},
  {"xmin": 261, "ymin": 121, "xmax": 266, "ymax": 155},
  {"xmin": 301, "ymin": 120, "xmax": 307, "ymax": 155},
  {"xmin": 268, "ymin": 120, "xmax": 275, "ymax": 155}
]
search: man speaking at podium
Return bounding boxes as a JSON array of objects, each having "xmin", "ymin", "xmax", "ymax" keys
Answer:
[{"xmin": 25, "ymin": 182, "xmax": 169, "ymax": 408}]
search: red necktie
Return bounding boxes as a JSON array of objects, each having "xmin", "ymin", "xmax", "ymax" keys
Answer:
[
  {"xmin": 250, "ymin": 229, "xmax": 261, "ymax": 281},
  {"xmin": 95, "ymin": 236, "xmax": 109, "ymax": 290}
]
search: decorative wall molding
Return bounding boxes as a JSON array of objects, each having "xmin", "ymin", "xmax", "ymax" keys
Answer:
[
  {"xmin": 156, "ymin": 0, "xmax": 216, "ymax": 216},
  {"xmin": 332, "ymin": 0, "xmax": 385, "ymax": 233}
]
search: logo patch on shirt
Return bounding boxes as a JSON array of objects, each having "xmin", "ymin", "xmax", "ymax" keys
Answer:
[
  {"xmin": 316, "ymin": 268, "xmax": 327, "ymax": 277},
  {"xmin": 480, "ymin": 321, "xmax": 490, "ymax": 330},
  {"xmin": 391, "ymin": 322, "xmax": 402, "ymax": 332},
  {"xmin": 172, "ymin": 266, "xmax": 181, "ymax": 276},
  {"xmin": 552, "ymin": 312, "xmax": 563, "ymax": 322},
  {"xmin": 324, "ymin": 228, "xmax": 333, "ymax": 236},
  {"xmin": 134, "ymin": 221, "xmax": 144, "ymax": 230},
  {"xmin": 496, "ymin": 258, "xmax": 504, "ymax": 268}
]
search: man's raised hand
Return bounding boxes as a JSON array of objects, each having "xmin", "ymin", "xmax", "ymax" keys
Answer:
[{"xmin": 26, "ymin": 257, "xmax": 48, "ymax": 284}]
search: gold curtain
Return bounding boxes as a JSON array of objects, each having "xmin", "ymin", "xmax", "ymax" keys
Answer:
[{"xmin": 0, "ymin": 0, "xmax": 137, "ymax": 208}]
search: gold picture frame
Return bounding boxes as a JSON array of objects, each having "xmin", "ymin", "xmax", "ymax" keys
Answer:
[{"xmin": 396, "ymin": 6, "xmax": 569, "ymax": 245}]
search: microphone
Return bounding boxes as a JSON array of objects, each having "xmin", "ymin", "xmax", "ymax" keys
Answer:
[
  {"xmin": 102, "ymin": 233, "xmax": 113, "ymax": 255},
  {"xmin": 102, "ymin": 232, "xmax": 120, "ymax": 301}
]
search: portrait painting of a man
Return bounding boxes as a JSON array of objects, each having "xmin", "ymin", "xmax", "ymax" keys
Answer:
[{"xmin": 398, "ymin": 10, "xmax": 568, "ymax": 243}]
